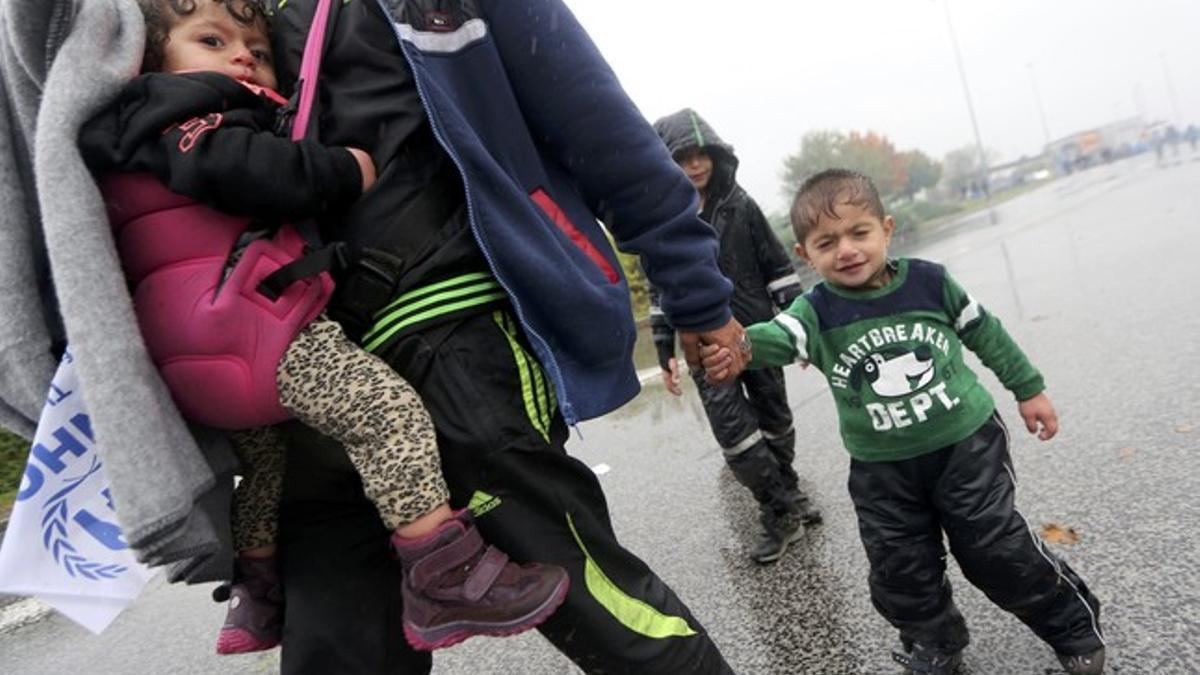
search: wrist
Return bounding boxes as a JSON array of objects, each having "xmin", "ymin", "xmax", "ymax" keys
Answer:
[{"xmin": 346, "ymin": 148, "xmax": 376, "ymax": 193}]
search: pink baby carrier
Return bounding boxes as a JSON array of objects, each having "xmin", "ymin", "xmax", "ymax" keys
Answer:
[{"xmin": 102, "ymin": 3, "xmax": 337, "ymax": 430}]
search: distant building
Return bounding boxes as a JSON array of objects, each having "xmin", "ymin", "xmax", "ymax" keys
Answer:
[
  {"xmin": 986, "ymin": 155, "xmax": 1052, "ymax": 191},
  {"xmin": 1046, "ymin": 117, "xmax": 1149, "ymax": 172}
]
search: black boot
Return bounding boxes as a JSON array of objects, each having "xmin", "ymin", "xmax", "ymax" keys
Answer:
[
  {"xmin": 1057, "ymin": 646, "xmax": 1105, "ymax": 674},
  {"xmin": 892, "ymin": 641, "xmax": 963, "ymax": 674},
  {"xmin": 787, "ymin": 486, "xmax": 823, "ymax": 526},
  {"xmin": 749, "ymin": 509, "xmax": 803, "ymax": 564}
]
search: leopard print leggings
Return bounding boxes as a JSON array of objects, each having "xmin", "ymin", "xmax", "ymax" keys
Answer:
[
  {"xmin": 228, "ymin": 426, "xmax": 285, "ymax": 552},
  {"xmin": 229, "ymin": 317, "xmax": 450, "ymax": 551}
]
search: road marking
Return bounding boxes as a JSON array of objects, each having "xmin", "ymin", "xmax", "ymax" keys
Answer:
[
  {"xmin": 591, "ymin": 463, "xmax": 611, "ymax": 476},
  {"xmin": 0, "ymin": 597, "xmax": 53, "ymax": 634}
]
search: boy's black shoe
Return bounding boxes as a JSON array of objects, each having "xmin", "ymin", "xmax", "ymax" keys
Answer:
[
  {"xmin": 891, "ymin": 642, "xmax": 963, "ymax": 674},
  {"xmin": 1057, "ymin": 647, "xmax": 1105, "ymax": 674},
  {"xmin": 749, "ymin": 513, "xmax": 803, "ymax": 563}
]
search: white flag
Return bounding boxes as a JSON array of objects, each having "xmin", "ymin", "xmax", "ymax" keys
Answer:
[{"xmin": 0, "ymin": 350, "xmax": 155, "ymax": 633}]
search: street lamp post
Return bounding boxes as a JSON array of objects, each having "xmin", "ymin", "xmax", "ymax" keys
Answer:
[
  {"xmin": 1027, "ymin": 62, "xmax": 1052, "ymax": 148},
  {"xmin": 939, "ymin": 0, "xmax": 996, "ymax": 223},
  {"xmin": 1160, "ymin": 53, "xmax": 1182, "ymax": 127}
]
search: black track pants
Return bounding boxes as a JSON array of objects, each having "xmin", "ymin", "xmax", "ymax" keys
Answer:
[
  {"xmin": 384, "ymin": 311, "xmax": 732, "ymax": 674},
  {"xmin": 281, "ymin": 310, "xmax": 733, "ymax": 674},
  {"xmin": 848, "ymin": 413, "xmax": 1105, "ymax": 657}
]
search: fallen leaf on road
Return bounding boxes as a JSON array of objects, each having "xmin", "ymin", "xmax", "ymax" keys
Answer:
[
  {"xmin": 1176, "ymin": 424, "xmax": 1193, "ymax": 434},
  {"xmin": 1040, "ymin": 523, "xmax": 1081, "ymax": 545},
  {"xmin": 1118, "ymin": 447, "xmax": 1137, "ymax": 462}
]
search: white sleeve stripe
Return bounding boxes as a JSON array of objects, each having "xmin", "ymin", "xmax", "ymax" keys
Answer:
[
  {"xmin": 773, "ymin": 314, "xmax": 809, "ymax": 362},
  {"xmin": 955, "ymin": 296, "xmax": 983, "ymax": 331},
  {"xmin": 766, "ymin": 274, "xmax": 801, "ymax": 293}
]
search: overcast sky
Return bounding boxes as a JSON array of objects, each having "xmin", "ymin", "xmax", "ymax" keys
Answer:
[{"xmin": 565, "ymin": 0, "xmax": 1200, "ymax": 214}]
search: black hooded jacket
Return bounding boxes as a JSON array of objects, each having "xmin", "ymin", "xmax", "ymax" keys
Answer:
[{"xmin": 648, "ymin": 109, "xmax": 802, "ymax": 370}]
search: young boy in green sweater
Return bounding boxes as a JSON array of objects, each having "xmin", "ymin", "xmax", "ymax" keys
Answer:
[{"xmin": 701, "ymin": 169, "xmax": 1106, "ymax": 674}]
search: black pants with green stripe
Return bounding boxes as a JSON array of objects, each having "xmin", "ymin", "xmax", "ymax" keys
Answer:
[{"xmin": 279, "ymin": 309, "xmax": 732, "ymax": 674}]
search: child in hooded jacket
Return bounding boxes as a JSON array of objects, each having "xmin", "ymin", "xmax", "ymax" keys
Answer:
[{"xmin": 649, "ymin": 108, "xmax": 819, "ymax": 564}]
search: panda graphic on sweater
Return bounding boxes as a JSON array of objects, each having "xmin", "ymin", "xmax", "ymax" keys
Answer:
[{"xmin": 849, "ymin": 344, "xmax": 936, "ymax": 398}]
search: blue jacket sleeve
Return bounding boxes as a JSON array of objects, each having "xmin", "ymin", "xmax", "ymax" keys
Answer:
[{"xmin": 483, "ymin": 0, "xmax": 732, "ymax": 332}]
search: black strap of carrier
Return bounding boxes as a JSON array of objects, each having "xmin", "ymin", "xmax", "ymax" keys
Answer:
[
  {"xmin": 324, "ymin": 167, "xmax": 465, "ymax": 343},
  {"xmin": 256, "ymin": 240, "xmax": 347, "ymax": 300},
  {"xmin": 257, "ymin": 160, "xmax": 463, "ymax": 299}
]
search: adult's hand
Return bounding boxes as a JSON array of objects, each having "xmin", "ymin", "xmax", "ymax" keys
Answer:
[
  {"xmin": 661, "ymin": 357, "xmax": 683, "ymax": 396},
  {"xmin": 680, "ymin": 317, "xmax": 748, "ymax": 385}
]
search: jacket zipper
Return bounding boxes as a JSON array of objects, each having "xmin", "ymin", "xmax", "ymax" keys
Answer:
[{"xmin": 376, "ymin": 0, "xmax": 575, "ymax": 423}]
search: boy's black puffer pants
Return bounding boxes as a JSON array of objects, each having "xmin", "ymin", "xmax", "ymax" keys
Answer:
[{"xmin": 848, "ymin": 413, "xmax": 1105, "ymax": 658}]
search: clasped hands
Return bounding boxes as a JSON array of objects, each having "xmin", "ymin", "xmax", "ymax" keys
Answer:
[{"xmin": 674, "ymin": 317, "xmax": 750, "ymax": 389}]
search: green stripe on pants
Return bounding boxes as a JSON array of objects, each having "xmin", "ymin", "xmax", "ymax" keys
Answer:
[
  {"xmin": 566, "ymin": 512, "xmax": 697, "ymax": 639},
  {"xmin": 493, "ymin": 310, "xmax": 551, "ymax": 442}
]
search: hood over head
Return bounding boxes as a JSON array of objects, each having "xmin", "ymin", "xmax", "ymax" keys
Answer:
[{"xmin": 652, "ymin": 108, "xmax": 739, "ymax": 197}]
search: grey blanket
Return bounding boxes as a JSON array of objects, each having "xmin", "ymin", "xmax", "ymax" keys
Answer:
[{"xmin": 0, "ymin": 0, "xmax": 235, "ymax": 582}]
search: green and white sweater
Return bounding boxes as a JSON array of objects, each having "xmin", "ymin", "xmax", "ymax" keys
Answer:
[{"xmin": 748, "ymin": 258, "xmax": 1044, "ymax": 462}]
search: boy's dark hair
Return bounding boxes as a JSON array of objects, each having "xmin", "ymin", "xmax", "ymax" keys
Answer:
[
  {"xmin": 790, "ymin": 169, "xmax": 885, "ymax": 245},
  {"xmin": 138, "ymin": 0, "xmax": 270, "ymax": 73}
]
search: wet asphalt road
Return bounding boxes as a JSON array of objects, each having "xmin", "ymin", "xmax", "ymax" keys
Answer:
[{"xmin": 2, "ymin": 152, "xmax": 1199, "ymax": 674}]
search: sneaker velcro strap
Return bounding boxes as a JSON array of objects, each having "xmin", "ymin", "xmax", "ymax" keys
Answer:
[
  {"xmin": 462, "ymin": 546, "xmax": 509, "ymax": 602},
  {"xmin": 409, "ymin": 525, "xmax": 485, "ymax": 593}
]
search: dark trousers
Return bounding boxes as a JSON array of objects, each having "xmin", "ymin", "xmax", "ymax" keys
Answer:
[
  {"xmin": 277, "ymin": 429, "xmax": 430, "ymax": 674},
  {"xmin": 279, "ymin": 310, "xmax": 732, "ymax": 674},
  {"xmin": 848, "ymin": 413, "xmax": 1105, "ymax": 657},
  {"xmin": 693, "ymin": 366, "xmax": 800, "ymax": 517}
]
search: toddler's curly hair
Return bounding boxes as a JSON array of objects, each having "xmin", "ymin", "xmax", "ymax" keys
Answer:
[{"xmin": 138, "ymin": 0, "xmax": 271, "ymax": 73}]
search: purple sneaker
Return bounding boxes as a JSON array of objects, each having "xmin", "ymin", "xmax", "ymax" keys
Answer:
[
  {"xmin": 214, "ymin": 555, "xmax": 283, "ymax": 655},
  {"xmin": 391, "ymin": 509, "xmax": 569, "ymax": 651}
]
